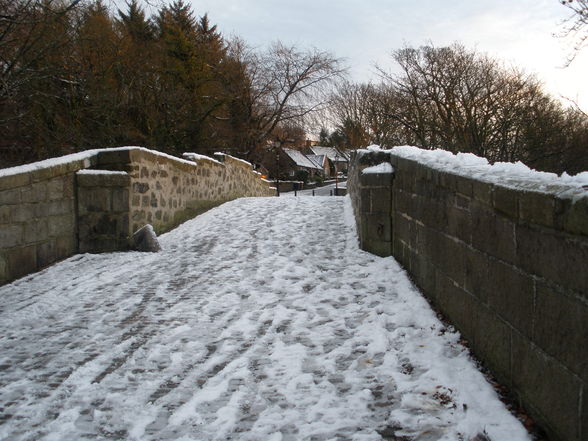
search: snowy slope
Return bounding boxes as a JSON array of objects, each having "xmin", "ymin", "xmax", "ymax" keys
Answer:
[{"xmin": 0, "ymin": 197, "xmax": 530, "ymax": 441}]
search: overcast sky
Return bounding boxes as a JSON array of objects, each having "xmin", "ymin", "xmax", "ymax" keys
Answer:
[{"xmin": 187, "ymin": 0, "xmax": 587, "ymax": 111}]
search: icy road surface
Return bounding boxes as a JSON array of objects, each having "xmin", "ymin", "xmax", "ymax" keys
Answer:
[{"xmin": 0, "ymin": 197, "xmax": 530, "ymax": 441}]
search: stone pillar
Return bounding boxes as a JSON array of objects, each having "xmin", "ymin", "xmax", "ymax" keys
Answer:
[
  {"xmin": 348, "ymin": 150, "xmax": 394, "ymax": 257},
  {"xmin": 77, "ymin": 171, "xmax": 131, "ymax": 253}
]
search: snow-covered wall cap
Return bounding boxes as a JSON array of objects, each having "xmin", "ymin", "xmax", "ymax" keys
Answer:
[
  {"xmin": 0, "ymin": 146, "xmax": 210, "ymax": 179},
  {"xmin": 104, "ymin": 146, "xmax": 202, "ymax": 168},
  {"xmin": 361, "ymin": 145, "xmax": 588, "ymax": 200},
  {"xmin": 0, "ymin": 149, "xmax": 100, "ymax": 178},
  {"xmin": 214, "ymin": 152, "xmax": 253, "ymax": 168},
  {"xmin": 183, "ymin": 152, "xmax": 223, "ymax": 166},
  {"xmin": 362, "ymin": 162, "xmax": 394, "ymax": 174},
  {"xmin": 77, "ymin": 169, "xmax": 128, "ymax": 175}
]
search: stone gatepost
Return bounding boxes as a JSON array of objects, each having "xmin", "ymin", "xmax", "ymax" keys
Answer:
[{"xmin": 76, "ymin": 170, "xmax": 131, "ymax": 253}]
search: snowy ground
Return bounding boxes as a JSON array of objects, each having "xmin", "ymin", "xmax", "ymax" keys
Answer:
[
  {"xmin": 283, "ymin": 181, "xmax": 346, "ymax": 196},
  {"xmin": 0, "ymin": 196, "xmax": 530, "ymax": 441}
]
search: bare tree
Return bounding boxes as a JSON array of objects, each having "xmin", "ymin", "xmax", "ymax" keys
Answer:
[
  {"xmin": 0, "ymin": 0, "xmax": 82, "ymax": 110},
  {"xmin": 559, "ymin": 0, "xmax": 588, "ymax": 65},
  {"xmin": 230, "ymin": 41, "xmax": 345, "ymax": 157}
]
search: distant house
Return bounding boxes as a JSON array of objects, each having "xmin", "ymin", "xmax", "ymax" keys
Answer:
[
  {"xmin": 282, "ymin": 148, "xmax": 323, "ymax": 179},
  {"xmin": 306, "ymin": 154, "xmax": 331, "ymax": 177},
  {"xmin": 307, "ymin": 146, "xmax": 350, "ymax": 175}
]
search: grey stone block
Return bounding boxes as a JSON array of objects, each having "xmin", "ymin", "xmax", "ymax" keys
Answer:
[
  {"xmin": 434, "ymin": 272, "xmax": 477, "ymax": 342},
  {"xmin": 464, "ymin": 247, "xmax": 490, "ymax": 302},
  {"xmin": 473, "ymin": 305, "xmax": 512, "ymax": 386},
  {"xmin": 96, "ymin": 149, "xmax": 131, "ymax": 166},
  {"xmin": 47, "ymin": 177, "xmax": 65, "ymax": 201},
  {"xmin": 454, "ymin": 194, "xmax": 471, "ymax": 211},
  {"xmin": 24, "ymin": 220, "xmax": 48, "ymax": 243},
  {"xmin": 362, "ymin": 238, "xmax": 392, "ymax": 257},
  {"xmin": 370, "ymin": 188, "xmax": 391, "ymax": 213},
  {"xmin": 133, "ymin": 182, "xmax": 150, "ymax": 194},
  {"xmin": 359, "ymin": 172, "xmax": 393, "ymax": 188},
  {"xmin": 363, "ymin": 212, "xmax": 391, "ymax": 242},
  {"xmin": 0, "ymin": 172, "xmax": 31, "ymax": 191},
  {"xmin": 411, "ymin": 253, "xmax": 436, "ymax": 298},
  {"xmin": 418, "ymin": 197, "xmax": 449, "ymax": 232},
  {"xmin": 471, "ymin": 205, "xmax": 517, "ymax": 264},
  {"xmin": 533, "ymin": 284, "xmax": 588, "ymax": 381},
  {"xmin": 519, "ymin": 191, "xmax": 556, "ymax": 228},
  {"xmin": 31, "ymin": 162, "xmax": 82, "ymax": 182},
  {"xmin": 36, "ymin": 239, "xmax": 56, "ymax": 268},
  {"xmin": 0, "ymin": 253, "xmax": 7, "ymax": 282},
  {"xmin": 446, "ymin": 206, "xmax": 472, "ymax": 245},
  {"xmin": 357, "ymin": 150, "xmax": 391, "ymax": 167},
  {"xmin": 47, "ymin": 214, "xmax": 74, "ymax": 237},
  {"xmin": 485, "ymin": 259, "xmax": 535, "ymax": 336},
  {"xmin": 582, "ymin": 392, "xmax": 588, "ymax": 441},
  {"xmin": 392, "ymin": 237, "xmax": 407, "ymax": 266},
  {"xmin": 0, "ymin": 225, "xmax": 23, "ymax": 248},
  {"xmin": 78, "ymin": 188, "xmax": 111, "ymax": 213},
  {"xmin": 7, "ymin": 245, "xmax": 37, "ymax": 280},
  {"xmin": 77, "ymin": 172, "xmax": 130, "ymax": 187},
  {"xmin": 516, "ymin": 224, "xmax": 588, "ymax": 298},
  {"xmin": 0, "ymin": 188, "xmax": 21, "ymax": 205},
  {"xmin": 493, "ymin": 185, "xmax": 518, "ymax": 219},
  {"xmin": 438, "ymin": 170, "xmax": 459, "ymax": 192},
  {"xmin": 132, "ymin": 224, "xmax": 161, "ymax": 252},
  {"xmin": 392, "ymin": 211, "xmax": 414, "ymax": 248},
  {"xmin": 455, "ymin": 175, "xmax": 475, "ymax": 198},
  {"xmin": 511, "ymin": 332, "xmax": 582, "ymax": 441},
  {"xmin": 394, "ymin": 189, "xmax": 415, "ymax": 216},
  {"xmin": 34, "ymin": 200, "xmax": 73, "ymax": 217},
  {"xmin": 472, "ymin": 180, "xmax": 493, "ymax": 206},
  {"xmin": 434, "ymin": 233, "xmax": 467, "ymax": 288},
  {"xmin": 0, "ymin": 205, "xmax": 11, "ymax": 223},
  {"xmin": 21, "ymin": 182, "xmax": 47, "ymax": 202},
  {"xmin": 55, "ymin": 235, "xmax": 75, "ymax": 259},
  {"xmin": 558, "ymin": 195, "xmax": 588, "ymax": 236},
  {"xmin": 10, "ymin": 204, "xmax": 36, "ymax": 223},
  {"xmin": 393, "ymin": 170, "xmax": 414, "ymax": 194},
  {"xmin": 112, "ymin": 189, "xmax": 129, "ymax": 213}
]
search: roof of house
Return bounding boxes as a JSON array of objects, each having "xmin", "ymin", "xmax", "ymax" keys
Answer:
[
  {"xmin": 310, "ymin": 146, "xmax": 349, "ymax": 162},
  {"xmin": 306, "ymin": 154, "xmax": 327, "ymax": 169},
  {"xmin": 283, "ymin": 148, "xmax": 322, "ymax": 170}
]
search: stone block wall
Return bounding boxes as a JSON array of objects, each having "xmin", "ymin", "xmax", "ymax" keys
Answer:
[
  {"xmin": 0, "ymin": 154, "xmax": 96, "ymax": 284},
  {"xmin": 121, "ymin": 149, "xmax": 274, "ymax": 235},
  {"xmin": 77, "ymin": 170, "xmax": 131, "ymax": 253},
  {"xmin": 348, "ymin": 148, "xmax": 588, "ymax": 441},
  {"xmin": 0, "ymin": 147, "xmax": 274, "ymax": 284}
]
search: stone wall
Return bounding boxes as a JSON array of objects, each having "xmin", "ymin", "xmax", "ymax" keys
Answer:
[
  {"xmin": 348, "ymin": 148, "xmax": 588, "ymax": 441},
  {"xmin": 77, "ymin": 170, "xmax": 130, "ymax": 253},
  {"xmin": 0, "ymin": 153, "xmax": 96, "ymax": 284},
  {"xmin": 0, "ymin": 147, "xmax": 274, "ymax": 284},
  {"xmin": 124, "ymin": 149, "xmax": 274, "ymax": 235}
]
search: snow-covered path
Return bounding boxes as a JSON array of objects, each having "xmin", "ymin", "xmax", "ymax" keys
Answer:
[{"xmin": 0, "ymin": 197, "xmax": 529, "ymax": 441}]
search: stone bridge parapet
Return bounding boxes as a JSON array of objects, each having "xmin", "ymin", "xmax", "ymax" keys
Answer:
[
  {"xmin": 0, "ymin": 147, "xmax": 274, "ymax": 283},
  {"xmin": 348, "ymin": 146, "xmax": 588, "ymax": 441}
]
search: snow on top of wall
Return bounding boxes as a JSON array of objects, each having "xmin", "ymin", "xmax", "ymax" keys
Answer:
[
  {"xmin": 361, "ymin": 145, "xmax": 588, "ymax": 200},
  {"xmin": 214, "ymin": 152, "xmax": 253, "ymax": 168},
  {"xmin": 183, "ymin": 152, "xmax": 223, "ymax": 166},
  {"xmin": 0, "ymin": 147, "xmax": 211, "ymax": 180},
  {"xmin": 362, "ymin": 162, "xmax": 394, "ymax": 174},
  {"xmin": 77, "ymin": 169, "xmax": 128, "ymax": 175},
  {"xmin": 0, "ymin": 150, "xmax": 100, "ymax": 179}
]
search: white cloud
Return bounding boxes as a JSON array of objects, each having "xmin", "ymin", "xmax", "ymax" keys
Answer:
[{"xmin": 189, "ymin": 0, "xmax": 587, "ymax": 110}]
